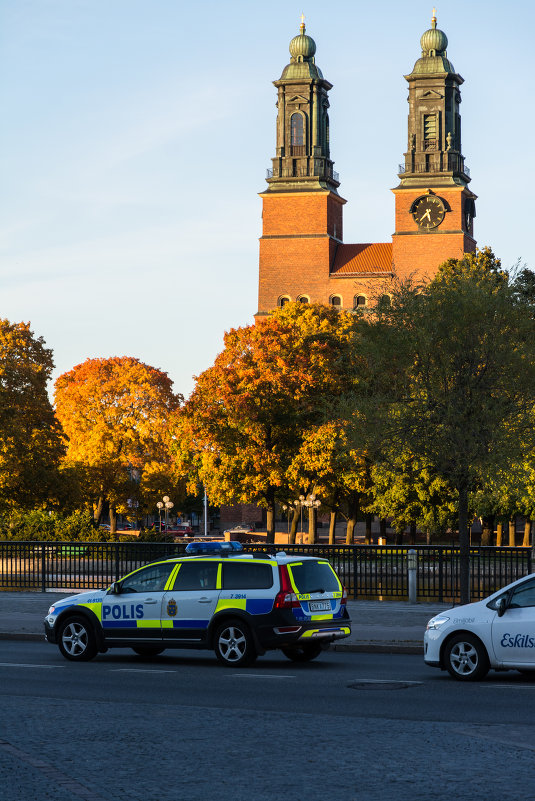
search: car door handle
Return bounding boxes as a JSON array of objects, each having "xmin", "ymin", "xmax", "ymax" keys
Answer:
[
  {"xmin": 198, "ymin": 597, "xmax": 213, "ymax": 603},
  {"xmin": 144, "ymin": 599, "xmax": 158, "ymax": 604}
]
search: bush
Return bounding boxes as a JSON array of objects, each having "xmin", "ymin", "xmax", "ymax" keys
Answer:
[{"xmin": 0, "ymin": 509, "xmax": 97, "ymax": 541}]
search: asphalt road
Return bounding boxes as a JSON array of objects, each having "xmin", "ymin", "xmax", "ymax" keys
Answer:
[{"xmin": 1, "ymin": 642, "xmax": 534, "ymax": 801}]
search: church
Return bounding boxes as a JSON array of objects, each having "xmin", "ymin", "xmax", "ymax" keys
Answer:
[{"xmin": 256, "ymin": 12, "xmax": 477, "ymax": 318}]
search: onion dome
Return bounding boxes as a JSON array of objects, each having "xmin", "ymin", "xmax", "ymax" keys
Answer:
[
  {"xmin": 411, "ymin": 10, "xmax": 455, "ymax": 75},
  {"xmin": 280, "ymin": 18, "xmax": 323, "ymax": 80}
]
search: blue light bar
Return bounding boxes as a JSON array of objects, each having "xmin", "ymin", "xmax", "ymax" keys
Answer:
[{"xmin": 185, "ymin": 541, "xmax": 244, "ymax": 555}]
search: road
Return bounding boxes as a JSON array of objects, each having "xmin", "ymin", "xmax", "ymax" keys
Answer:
[{"xmin": 0, "ymin": 642, "xmax": 534, "ymax": 801}]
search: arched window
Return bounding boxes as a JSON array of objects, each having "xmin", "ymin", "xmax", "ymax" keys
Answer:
[
  {"xmin": 291, "ymin": 113, "xmax": 305, "ymax": 156},
  {"xmin": 297, "ymin": 295, "xmax": 309, "ymax": 304},
  {"xmin": 291, "ymin": 113, "xmax": 304, "ymax": 146},
  {"xmin": 379, "ymin": 294, "xmax": 392, "ymax": 308},
  {"xmin": 353, "ymin": 295, "xmax": 367, "ymax": 309},
  {"xmin": 330, "ymin": 295, "xmax": 342, "ymax": 308},
  {"xmin": 278, "ymin": 296, "xmax": 291, "ymax": 308}
]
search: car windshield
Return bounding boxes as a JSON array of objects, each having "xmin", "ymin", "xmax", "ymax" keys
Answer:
[{"xmin": 287, "ymin": 560, "xmax": 340, "ymax": 594}]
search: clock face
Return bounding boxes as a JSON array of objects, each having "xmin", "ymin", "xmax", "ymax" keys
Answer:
[{"xmin": 412, "ymin": 195, "xmax": 445, "ymax": 230}]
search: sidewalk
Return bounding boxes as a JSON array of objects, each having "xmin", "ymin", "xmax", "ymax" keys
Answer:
[{"xmin": 0, "ymin": 592, "xmax": 451, "ymax": 654}]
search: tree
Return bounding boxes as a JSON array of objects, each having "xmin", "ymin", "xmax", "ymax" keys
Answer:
[
  {"xmin": 54, "ymin": 357, "xmax": 181, "ymax": 531},
  {"xmin": 171, "ymin": 303, "xmax": 358, "ymax": 542},
  {"xmin": 0, "ymin": 319, "xmax": 65, "ymax": 511},
  {"xmin": 354, "ymin": 249, "xmax": 535, "ymax": 603}
]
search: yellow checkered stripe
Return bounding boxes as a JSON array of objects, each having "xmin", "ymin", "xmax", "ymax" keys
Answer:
[{"xmin": 300, "ymin": 626, "xmax": 350, "ymax": 639}]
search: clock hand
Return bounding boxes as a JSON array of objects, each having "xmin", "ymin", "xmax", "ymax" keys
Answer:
[{"xmin": 420, "ymin": 209, "xmax": 431, "ymax": 222}]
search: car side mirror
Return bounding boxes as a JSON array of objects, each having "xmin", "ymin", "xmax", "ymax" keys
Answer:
[
  {"xmin": 108, "ymin": 582, "xmax": 121, "ymax": 595},
  {"xmin": 496, "ymin": 597, "xmax": 507, "ymax": 617}
]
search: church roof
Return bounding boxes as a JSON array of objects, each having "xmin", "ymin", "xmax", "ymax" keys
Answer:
[{"xmin": 331, "ymin": 243, "xmax": 393, "ymax": 276}]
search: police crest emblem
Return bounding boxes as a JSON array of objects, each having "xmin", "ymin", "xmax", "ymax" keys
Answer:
[{"xmin": 167, "ymin": 598, "xmax": 178, "ymax": 617}]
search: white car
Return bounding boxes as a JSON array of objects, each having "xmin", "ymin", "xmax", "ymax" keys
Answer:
[{"xmin": 425, "ymin": 573, "xmax": 535, "ymax": 681}]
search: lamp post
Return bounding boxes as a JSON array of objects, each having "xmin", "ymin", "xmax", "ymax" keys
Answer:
[
  {"xmin": 294, "ymin": 493, "xmax": 321, "ymax": 543},
  {"xmin": 282, "ymin": 505, "xmax": 290, "ymax": 533},
  {"xmin": 157, "ymin": 496, "xmax": 174, "ymax": 533}
]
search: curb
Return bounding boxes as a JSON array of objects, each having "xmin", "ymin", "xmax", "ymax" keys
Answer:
[
  {"xmin": 333, "ymin": 642, "xmax": 423, "ymax": 655},
  {"xmin": 0, "ymin": 630, "xmax": 423, "ymax": 654}
]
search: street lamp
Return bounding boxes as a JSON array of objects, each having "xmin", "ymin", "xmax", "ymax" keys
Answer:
[
  {"xmin": 295, "ymin": 493, "xmax": 321, "ymax": 543},
  {"xmin": 282, "ymin": 504, "xmax": 290, "ymax": 533},
  {"xmin": 157, "ymin": 496, "xmax": 174, "ymax": 532}
]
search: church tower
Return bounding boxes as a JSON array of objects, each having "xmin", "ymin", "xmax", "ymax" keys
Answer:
[
  {"xmin": 257, "ymin": 19, "xmax": 347, "ymax": 318},
  {"xmin": 392, "ymin": 11, "xmax": 477, "ymax": 277}
]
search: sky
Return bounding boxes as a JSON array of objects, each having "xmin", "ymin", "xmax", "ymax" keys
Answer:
[{"xmin": 1, "ymin": 0, "xmax": 533, "ymax": 399}]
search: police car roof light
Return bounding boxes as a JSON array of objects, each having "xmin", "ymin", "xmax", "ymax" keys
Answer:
[{"xmin": 185, "ymin": 541, "xmax": 244, "ymax": 556}]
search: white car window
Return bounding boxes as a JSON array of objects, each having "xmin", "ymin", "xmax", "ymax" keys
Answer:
[{"xmin": 509, "ymin": 578, "xmax": 535, "ymax": 609}]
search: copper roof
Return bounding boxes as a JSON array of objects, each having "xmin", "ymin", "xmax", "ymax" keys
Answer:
[{"xmin": 331, "ymin": 243, "xmax": 393, "ymax": 276}]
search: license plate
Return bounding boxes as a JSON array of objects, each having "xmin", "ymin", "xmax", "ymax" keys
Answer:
[{"xmin": 309, "ymin": 601, "xmax": 330, "ymax": 612}]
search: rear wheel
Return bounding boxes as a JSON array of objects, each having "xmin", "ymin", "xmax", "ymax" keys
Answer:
[
  {"xmin": 444, "ymin": 634, "xmax": 489, "ymax": 681},
  {"xmin": 214, "ymin": 619, "xmax": 256, "ymax": 667},
  {"xmin": 132, "ymin": 646, "xmax": 165, "ymax": 657},
  {"xmin": 58, "ymin": 615, "xmax": 97, "ymax": 662},
  {"xmin": 281, "ymin": 644, "xmax": 323, "ymax": 662}
]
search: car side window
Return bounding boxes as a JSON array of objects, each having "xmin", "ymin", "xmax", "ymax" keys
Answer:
[
  {"xmin": 120, "ymin": 563, "xmax": 175, "ymax": 593},
  {"xmin": 509, "ymin": 578, "xmax": 535, "ymax": 609},
  {"xmin": 222, "ymin": 562, "xmax": 273, "ymax": 590},
  {"xmin": 172, "ymin": 561, "xmax": 218, "ymax": 591}
]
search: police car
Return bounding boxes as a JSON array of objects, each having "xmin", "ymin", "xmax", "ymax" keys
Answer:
[
  {"xmin": 44, "ymin": 542, "xmax": 351, "ymax": 667},
  {"xmin": 425, "ymin": 572, "xmax": 535, "ymax": 681}
]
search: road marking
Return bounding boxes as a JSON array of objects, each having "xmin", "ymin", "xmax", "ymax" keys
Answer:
[
  {"xmin": 231, "ymin": 673, "xmax": 296, "ymax": 679},
  {"xmin": 111, "ymin": 668, "xmax": 177, "ymax": 674},
  {"xmin": 349, "ymin": 678, "xmax": 422, "ymax": 685},
  {"xmin": 0, "ymin": 662, "xmax": 64, "ymax": 669},
  {"xmin": 479, "ymin": 684, "xmax": 535, "ymax": 690}
]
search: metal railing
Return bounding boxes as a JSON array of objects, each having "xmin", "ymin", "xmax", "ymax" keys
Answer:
[
  {"xmin": 0, "ymin": 542, "xmax": 531, "ymax": 603},
  {"xmin": 398, "ymin": 156, "xmax": 470, "ymax": 178}
]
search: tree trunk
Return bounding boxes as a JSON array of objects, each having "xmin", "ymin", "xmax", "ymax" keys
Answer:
[
  {"xmin": 395, "ymin": 528, "xmax": 403, "ymax": 545},
  {"xmin": 266, "ymin": 492, "xmax": 276, "ymax": 544},
  {"xmin": 523, "ymin": 518, "xmax": 531, "ymax": 547},
  {"xmin": 109, "ymin": 505, "xmax": 117, "ymax": 536},
  {"xmin": 365, "ymin": 513, "xmax": 372, "ymax": 545},
  {"xmin": 508, "ymin": 518, "xmax": 516, "ymax": 547},
  {"xmin": 328, "ymin": 511, "xmax": 337, "ymax": 545},
  {"xmin": 496, "ymin": 522, "xmax": 503, "ymax": 546},
  {"xmin": 409, "ymin": 521, "xmax": 416, "ymax": 545},
  {"xmin": 93, "ymin": 496, "xmax": 104, "ymax": 526},
  {"xmin": 458, "ymin": 482, "xmax": 470, "ymax": 605},
  {"xmin": 480, "ymin": 516, "xmax": 494, "ymax": 546},
  {"xmin": 308, "ymin": 506, "xmax": 317, "ymax": 545},
  {"xmin": 288, "ymin": 508, "xmax": 299, "ymax": 544},
  {"xmin": 380, "ymin": 518, "xmax": 387, "ymax": 543},
  {"xmin": 426, "ymin": 528, "xmax": 431, "ymax": 545},
  {"xmin": 346, "ymin": 494, "xmax": 360, "ymax": 544}
]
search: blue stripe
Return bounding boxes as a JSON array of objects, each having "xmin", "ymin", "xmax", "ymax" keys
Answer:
[
  {"xmin": 246, "ymin": 599, "xmax": 274, "ymax": 615},
  {"xmin": 102, "ymin": 620, "xmax": 138, "ymax": 628},
  {"xmin": 172, "ymin": 619, "xmax": 209, "ymax": 629}
]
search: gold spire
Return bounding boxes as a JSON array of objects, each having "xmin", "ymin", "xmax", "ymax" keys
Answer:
[
  {"xmin": 431, "ymin": 8, "xmax": 437, "ymax": 28},
  {"xmin": 300, "ymin": 13, "xmax": 305, "ymax": 34}
]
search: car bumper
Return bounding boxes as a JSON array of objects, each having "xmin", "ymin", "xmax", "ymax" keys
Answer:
[{"xmin": 256, "ymin": 614, "xmax": 352, "ymax": 650}]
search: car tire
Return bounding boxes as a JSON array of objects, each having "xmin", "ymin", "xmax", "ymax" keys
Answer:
[
  {"xmin": 214, "ymin": 619, "xmax": 257, "ymax": 667},
  {"xmin": 58, "ymin": 615, "xmax": 98, "ymax": 662},
  {"xmin": 281, "ymin": 644, "xmax": 323, "ymax": 662},
  {"xmin": 444, "ymin": 633, "xmax": 489, "ymax": 681},
  {"xmin": 132, "ymin": 646, "xmax": 165, "ymax": 657}
]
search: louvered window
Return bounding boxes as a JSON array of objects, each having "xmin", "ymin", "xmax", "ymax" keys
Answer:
[{"xmin": 424, "ymin": 115, "xmax": 437, "ymax": 150}]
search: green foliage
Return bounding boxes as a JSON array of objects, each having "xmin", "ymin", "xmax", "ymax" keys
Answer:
[{"xmin": 0, "ymin": 509, "xmax": 96, "ymax": 541}]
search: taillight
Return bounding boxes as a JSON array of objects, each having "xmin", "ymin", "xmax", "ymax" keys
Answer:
[
  {"xmin": 274, "ymin": 591, "xmax": 301, "ymax": 609},
  {"xmin": 275, "ymin": 565, "xmax": 301, "ymax": 609},
  {"xmin": 341, "ymin": 586, "xmax": 348, "ymax": 605}
]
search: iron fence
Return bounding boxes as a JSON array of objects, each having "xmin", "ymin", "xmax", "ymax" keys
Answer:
[{"xmin": 0, "ymin": 541, "xmax": 532, "ymax": 602}]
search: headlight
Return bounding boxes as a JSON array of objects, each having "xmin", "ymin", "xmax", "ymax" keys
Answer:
[
  {"xmin": 426, "ymin": 616, "xmax": 450, "ymax": 631},
  {"xmin": 48, "ymin": 605, "xmax": 56, "ymax": 615}
]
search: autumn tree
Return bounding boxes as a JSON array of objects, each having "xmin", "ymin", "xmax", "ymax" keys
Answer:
[
  {"xmin": 171, "ymin": 303, "xmax": 358, "ymax": 542},
  {"xmin": 353, "ymin": 249, "xmax": 535, "ymax": 603},
  {"xmin": 0, "ymin": 319, "xmax": 65, "ymax": 511},
  {"xmin": 54, "ymin": 357, "xmax": 182, "ymax": 531}
]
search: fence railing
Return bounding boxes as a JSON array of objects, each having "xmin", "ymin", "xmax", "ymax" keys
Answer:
[{"xmin": 0, "ymin": 542, "xmax": 532, "ymax": 603}]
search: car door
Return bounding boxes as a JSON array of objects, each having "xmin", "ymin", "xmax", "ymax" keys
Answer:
[
  {"xmin": 161, "ymin": 560, "xmax": 220, "ymax": 642},
  {"xmin": 102, "ymin": 561, "xmax": 176, "ymax": 642},
  {"xmin": 491, "ymin": 577, "xmax": 535, "ymax": 666}
]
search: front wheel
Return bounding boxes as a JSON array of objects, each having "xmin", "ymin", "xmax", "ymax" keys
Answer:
[
  {"xmin": 214, "ymin": 619, "xmax": 256, "ymax": 667},
  {"xmin": 58, "ymin": 615, "xmax": 98, "ymax": 662},
  {"xmin": 281, "ymin": 644, "xmax": 323, "ymax": 662},
  {"xmin": 444, "ymin": 634, "xmax": 489, "ymax": 681},
  {"xmin": 132, "ymin": 646, "xmax": 165, "ymax": 657}
]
